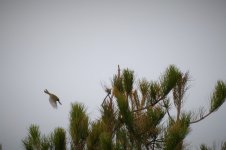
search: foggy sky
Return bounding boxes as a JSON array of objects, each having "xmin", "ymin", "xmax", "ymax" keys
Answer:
[{"xmin": 0, "ymin": 1, "xmax": 226, "ymax": 149}]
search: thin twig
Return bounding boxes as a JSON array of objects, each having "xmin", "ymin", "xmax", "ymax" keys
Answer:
[
  {"xmin": 163, "ymin": 99, "xmax": 173, "ymax": 121},
  {"xmin": 101, "ymin": 93, "xmax": 110, "ymax": 107},
  {"xmin": 132, "ymin": 96, "xmax": 165, "ymax": 113},
  {"xmin": 190, "ymin": 111, "xmax": 212, "ymax": 124}
]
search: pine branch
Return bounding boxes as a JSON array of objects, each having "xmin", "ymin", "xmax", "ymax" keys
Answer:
[
  {"xmin": 132, "ymin": 96, "xmax": 165, "ymax": 113},
  {"xmin": 190, "ymin": 111, "xmax": 211, "ymax": 124},
  {"xmin": 163, "ymin": 99, "xmax": 173, "ymax": 121}
]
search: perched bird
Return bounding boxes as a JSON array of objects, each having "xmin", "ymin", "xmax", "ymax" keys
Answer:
[{"xmin": 44, "ymin": 89, "xmax": 62, "ymax": 108}]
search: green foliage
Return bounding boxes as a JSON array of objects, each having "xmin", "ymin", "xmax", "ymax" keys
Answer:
[
  {"xmin": 200, "ymin": 144, "xmax": 210, "ymax": 150},
  {"xmin": 87, "ymin": 121, "xmax": 103, "ymax": 150},
  {"xmin": 122, "ymin": 69, "xmax": 134, "ymax": 96},
  {"xmin": 22, "ymin": 125, "xmax": 66, "ymax": 150},
  {"xmin": 100, "ymin": 132, "xmax": 113, "ymax": 150},
  {"xmin": 51, "ymin": 127, "xmax": 66, "ymax": 150},
  {"xmin": 100, "ymin": 101, "xmax": 116, "ymax": 133},
  {"xmin": 147, "ymin": 107, "xmax": 165, "ymax": 127},
  {"xmin": 22, "ymin": 124, "xmax": 41, "ymax": 150},
  {"xmin": 222, "ymin": 141, "xmax": 226, "ymax": 150},
  {"xmin": 115, "ymin": 128, "xmax": 130, "ymax": 150},
  {"xmin": 113, "ymin": 75, "xmax": 124, "ymax": 94},
  {"xmin": 139, "ymin": 79, "xmax": 150, "ymax": 98},
  {"xmin": 69, "ymin": 102, "xmax": 89, "ymax": 150},
  {"xmin": 161, "ymin": 65, "xmax": 181, "ymax": 97},
  {"xmin": 173, "ymin": 72, "xmax": 189, "ymax": 105},
  {"xmin": 173, "ymin": 72, "xmax": 190, "ymax": 120},
  {"xmin": 115, "ymin": 90, "xmax": 134, "ymax": 134},
  {"xmin": 148, "ymin": 81, "xmax": 161, "ymax": 105},
  {"xmin": 139, "ymin": 79, "xmax": 150, "ymax": 107},
  {"xmin": 164, "ymin": 114, "xmax": 190, "ymax": 150},
  {"xmin": 40, "ymin": 135, "xmax": 51, "ymax": 150},
  {"xmin": 200, "ymin": 141, "xmax": 226, "ymax": 150},
  {"xmin": 112, "ymin": 68, "xmax": 134, "ymax": 96},
  {"xmin": 22, "ymin": 138, "xmax": 32, "ymax": 150},
  {"xmin": 210, "ymin": 81, "xmax": 226, "ymax": 112}
]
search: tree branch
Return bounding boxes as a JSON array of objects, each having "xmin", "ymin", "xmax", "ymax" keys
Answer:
[
  {"xmin": 132, "ymin": 96, "xmax": 165, "ymax": 113},
  {"xmin": 190, "ymin": 111, "xmax": 212, "ymax": 124},
  {"xmin": 163, "ymin": 99, "xmax": 173, "ymax": 121}
]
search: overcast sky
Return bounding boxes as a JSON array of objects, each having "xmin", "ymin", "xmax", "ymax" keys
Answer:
[{"xmin": 0, "ymin": 1, "xmax": 226, "ymax": 149}]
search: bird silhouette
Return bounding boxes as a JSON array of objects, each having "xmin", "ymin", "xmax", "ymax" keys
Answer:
[{"xmin": 44, "ymin": 89, "xmax": 62, "ymax": 108}]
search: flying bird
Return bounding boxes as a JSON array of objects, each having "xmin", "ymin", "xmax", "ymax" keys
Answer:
[{"xmin": 44, "ymin": 89, "xmax": 62, "ymax": 108}]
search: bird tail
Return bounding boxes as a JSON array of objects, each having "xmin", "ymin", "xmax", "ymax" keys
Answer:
[
  {"xmin": 58, "ymin": 101, "xmax": 62, "ymax": 105},
  {"xmin": 44, "ymin": 89, "xmax": 50, "ymax": 94}
]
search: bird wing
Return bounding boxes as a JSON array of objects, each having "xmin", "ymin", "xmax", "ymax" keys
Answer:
[{"xmin": 49, "ymin": 97, "xmax": 57, "ymax": 108}]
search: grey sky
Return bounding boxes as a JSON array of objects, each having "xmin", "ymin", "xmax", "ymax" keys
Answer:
[{"xmin": 0, "ymin": 1, "xmax": 226, "ymax": 149}]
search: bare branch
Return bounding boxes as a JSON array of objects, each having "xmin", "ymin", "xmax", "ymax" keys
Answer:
[{"xmin": 190, "ymin": 111, "xmax": 212, "ymax": 124}]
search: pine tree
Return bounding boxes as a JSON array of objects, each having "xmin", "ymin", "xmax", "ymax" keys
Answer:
[{"xmin": 22, "ymin": 65, "xmax": 226, "ymax": 150}]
